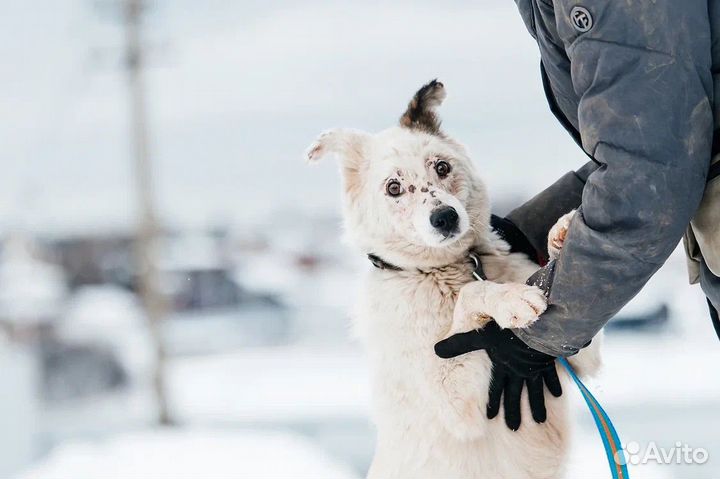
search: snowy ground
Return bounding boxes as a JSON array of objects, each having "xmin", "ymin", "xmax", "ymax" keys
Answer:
[
  {"xmin": 164, "ymin": 329, "xmax": 720, "ymax": 478},
  {"xmin": 12, "ymin": 251, "xmax": 720, "ymax": 479},
  {"xmin": 17, "ymin": 429, "xmax": 359, "ymax": 479},
  {"xmin": 16, "ymin": 427, "xmax": 670, "ymax": 479},
  {"xmin": 22, "ymin": 324, "xmax": 718, "ymax": 478}
]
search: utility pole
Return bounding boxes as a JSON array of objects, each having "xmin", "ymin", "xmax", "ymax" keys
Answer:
[{"xmin": 123, "ymin": 0, "xmax": 172, "ymax": 426}]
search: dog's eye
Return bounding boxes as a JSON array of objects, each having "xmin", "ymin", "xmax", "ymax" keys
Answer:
[
  {"xmin": 435, "ymin": 160, "xmax": 451, "ymax": 178},
  {"xmin": 386, "ymin": 180, "xmax": 403, "ymax": 197}
]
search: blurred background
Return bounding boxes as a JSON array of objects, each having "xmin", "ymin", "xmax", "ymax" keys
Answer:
[{"xmin": 1, "ymin": 1, "xmax": 719, "ymax": 478}]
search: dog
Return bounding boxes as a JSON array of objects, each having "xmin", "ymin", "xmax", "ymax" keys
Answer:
[{"xmin": 306, "ymin": 80, "xmax": 601, "ymax": 479}]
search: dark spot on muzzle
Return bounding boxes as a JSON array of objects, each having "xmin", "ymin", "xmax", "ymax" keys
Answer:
[{"xmin": 430, "ymin": 206, "xmax": 459, "ymax": 237}]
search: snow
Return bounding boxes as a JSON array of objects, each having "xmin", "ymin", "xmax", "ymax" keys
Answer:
[
  {"xmin": 0, "ymin": 236, "xmax": 67, "ymax": 324},
  {"xmin": 164, "ymin": 328, "xmax": 720, "ymax": 477},
  {"xmin": 588, "ymin": 334, "xmax": 720, "ymax": 408},
  {"xmin": 12, "ymin": 249, "xmax": 719, "ymax": 478},
  {"xmin": 59, "ymin": 286, "xmax": 147, "ymax": 340},
  {"xmin": 165, "ymin": 326, "xmax": 720, "ymax": 425},
  {"xmin": 566, "ymin": 439, "xmax": 670, "ymax": 479},
  {"xmin": 167, "ymin": 345, "xmax": 371, "ymax": 423},
  {"xmin": 56, "ymin": 285, "xmax": 155, "ymax": 383},
  {"xmin": 16, "ymin": 429, "xmax": 359, "ymax": 479},
  {"xmin": 0, "ymin": 345, "xmax": 38, "ymax": 478},
  {"xmin": 18, "ymin": 325, "xmax": 720, "ymax": 478}
]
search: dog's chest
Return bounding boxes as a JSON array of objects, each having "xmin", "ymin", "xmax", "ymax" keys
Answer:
[{"xmin": 362, "ymin": 265, "xmax": 474, "ymax": 343}]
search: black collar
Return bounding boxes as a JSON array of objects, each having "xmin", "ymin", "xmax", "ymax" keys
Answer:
[
  {"xmin": 367, "ymin": 251, "xmax": 487, "ymax": 281},
  {"xmin": 367, "ymin": 253, "xmax": 403, "ymax": 271}
]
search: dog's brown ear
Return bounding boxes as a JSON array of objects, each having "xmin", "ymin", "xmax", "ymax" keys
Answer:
[
  {"xmin": 305, "ymin": 129, "xmax": 370, "ymax": 197},
  {"xmin": 399, "ymin": 79, "xmax": 446, "ymax": 135}
]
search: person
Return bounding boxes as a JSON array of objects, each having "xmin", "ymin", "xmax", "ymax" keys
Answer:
[{"xmin": 435, "ymin": 0, "xmax": 720, "ymax": 431}]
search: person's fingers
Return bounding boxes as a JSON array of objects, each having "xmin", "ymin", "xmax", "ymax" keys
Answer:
[
  {"xmin": 434, "ymin": 330, "xmax": 489, "ymax": 359},
  {"xmin": 527, "ymin": 375, "xmax": 546, "ymax": 423},
  {"xmin": 503, "ymin": 376, "xmax": 523, "ymax": 431},
  {"xmin": 543, "ymin": 365, "xmax": 563, "ymax": 397},
  {"xmin": 486, "ymin": 366, "xmax": 505, "ymax": 420}
]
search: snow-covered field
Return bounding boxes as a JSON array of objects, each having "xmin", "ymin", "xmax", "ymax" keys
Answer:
[
  {"xmin": 168, "ymin": 327, "xmax": 720, "ymax": 478},
  {"xmin": 18, "ymin": 320, "xmax": 720, "ymax": 478},
  {"xmin": 17, "ymin": 429, "xmax": 359, "ymax": 479},
  {"xmin": 7, "ymin": 247, "xmax": 719, "ymax": 479}
]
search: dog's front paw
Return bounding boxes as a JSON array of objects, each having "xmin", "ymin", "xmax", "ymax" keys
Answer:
[
  {"xmin": 449, "ymin": 281, "xmax": 547, "ymax": 336},
  {"xmin": 449, "ymin": 281, "xmax": 493, "ymax": 337},
  {"xmin": 548, "ymin": 210, "xmax": 576, "ymax": 260},
  {"xmin": 489, "ymin": 283, "xmax": 548, "ymax": 329}
]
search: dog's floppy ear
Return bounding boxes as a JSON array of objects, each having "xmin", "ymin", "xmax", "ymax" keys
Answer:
[
  {"xmin": 399, "ymin": 79, "xmax": 446, "ymax": 135},
  {"xmin": 305, "ymin": 128, "xmax": 370, "ymax": 196},
  {"xmin": 305, "ymin": 128, "xmax": 369, "ymax": 165}
]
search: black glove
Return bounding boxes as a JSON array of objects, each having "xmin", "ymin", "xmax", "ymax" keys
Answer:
[
  {"xmin": 434, "ymin": 321, "xmax": 561, "ymax": 431},
  {"xmin": 490, "ymin": 215, "xmax": 542, "ymax": 265}
]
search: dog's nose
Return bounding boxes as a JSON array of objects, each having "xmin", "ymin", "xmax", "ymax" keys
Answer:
[{"xmin": 430, "ymin": 206, "xmax": 459, "ymax": 237}]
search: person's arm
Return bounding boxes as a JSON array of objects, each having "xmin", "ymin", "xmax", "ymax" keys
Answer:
[
  {"xmin": 515, "ymin": 0, "xmax": 714, "ymax": 356},
  {"xmin": 503, "ymin": 161, "xmax": 598, "ymax": 265}
]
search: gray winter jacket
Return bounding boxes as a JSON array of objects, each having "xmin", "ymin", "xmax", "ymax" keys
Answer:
[{"xmin": 509, "ymin": 0, "xmax": 718, "ymax": 356}]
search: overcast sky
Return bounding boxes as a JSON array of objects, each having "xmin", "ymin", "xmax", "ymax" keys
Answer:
[{"xmin": 0, "ymin": 1, "xmax": 584, "ymax": 235}]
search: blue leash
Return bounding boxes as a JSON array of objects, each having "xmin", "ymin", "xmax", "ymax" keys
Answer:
[{"xmin": 558, "ymin": 357, "xmax": 629, "ymax": 479}]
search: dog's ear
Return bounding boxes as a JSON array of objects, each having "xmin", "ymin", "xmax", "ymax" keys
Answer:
[
  {"xmin": 399, "ymin": 79, "xmax": 446, "ymax": 135},
  {"xmin": 305, "ymin": 128, "xmax": 369, "ymax": 165},
  {"xmin": 305, "ymin": 129, "xmax": 370, "ymax": 196}
]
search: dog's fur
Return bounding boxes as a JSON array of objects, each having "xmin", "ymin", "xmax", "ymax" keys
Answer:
[{"xmin": 306, "ymin": 80, "xmax": 601, "ymax": 479}]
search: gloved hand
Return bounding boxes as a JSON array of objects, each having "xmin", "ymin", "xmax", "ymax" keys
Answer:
[
  {"xmin": 490, "ymin": 215, "xmax": 542, "ymax": 265},
  {"xmin": 434, "ymin": 321, "xmax": 561, "ymax": 430}
]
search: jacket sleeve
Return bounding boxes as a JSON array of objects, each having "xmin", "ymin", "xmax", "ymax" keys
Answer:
[
  {"xmin": 513, "ymin": 0, "xmax": 714, "ymax": 356},
  {"xmin": 506, "ymin": 161, "xmax": 598, "ymax": 265}
]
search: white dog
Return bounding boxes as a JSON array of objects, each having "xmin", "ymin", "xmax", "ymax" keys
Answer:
[{"xmin": 306, "ymin": 80, "xmax": 601, "ymax": 479}]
